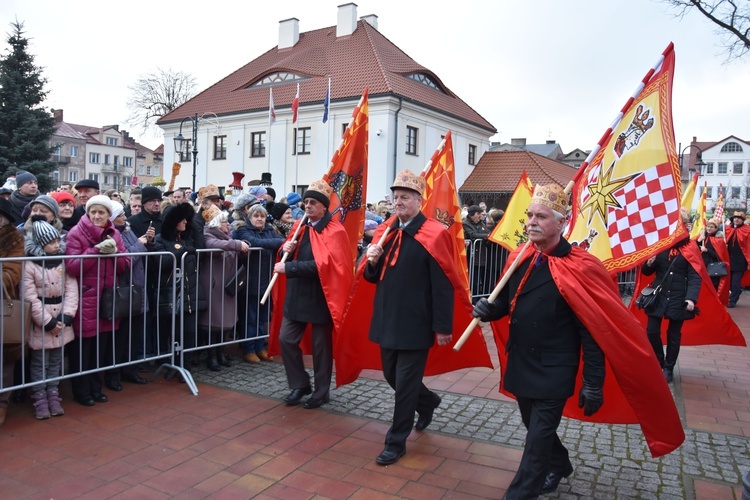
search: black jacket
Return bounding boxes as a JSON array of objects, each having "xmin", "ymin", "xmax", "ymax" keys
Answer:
[{"xmin": 641, "ymin": 239, "xmax": 701, "ymax": 321}]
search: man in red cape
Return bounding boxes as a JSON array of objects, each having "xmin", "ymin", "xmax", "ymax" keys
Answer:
[
  {"xmin": 268, "ymin": 180, "xmax": 353, "ymax": 409},
  {"xmin": 474, "ymin": 184, "xmax": 684, "ymax": 498},
  {"xmin": 725, "ymin": 210, "xmax": 750, "ymax": 307},
  {"xmin": 629, "ymin": 232, "xmax": 745, "ymax": 347}
]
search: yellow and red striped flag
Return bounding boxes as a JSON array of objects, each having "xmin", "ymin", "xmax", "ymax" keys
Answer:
[
  {"xmin": 681, "ymin": 172, "xmax": 699, "ymax": 211},
  {"xmin": 489, "ymin": 171, "xmax": 533, "ymax": 252},
  {"xmin": 421, "ymin": 130, "xmax": 470, "ymax": 293},
  {"xmin": 690, "ymin": 182, "xmax": 707, "ymax": 240},
  {"xmin": 324, "ymin": 88, "xmax": 368, "ymax": 265}
]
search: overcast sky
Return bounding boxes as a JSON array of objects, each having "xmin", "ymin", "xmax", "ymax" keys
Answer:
[{"xmin": 2, "ymin": 0, "xmax": 748, "ymax": 154}]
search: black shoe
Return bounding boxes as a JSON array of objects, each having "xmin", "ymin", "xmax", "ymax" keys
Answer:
[
  {"xmin": 207, "ymin": 357, "xmax": 220, "ymax": 372},
  {"xmin": 728, "ymin": 303, "xmax": 737, "ymax": 308},
  {"xmin": 664, "ymin": 367, "xmax": 674, "ymax": 383},
  {"xmin": 415, "ymin": 395, "xmax": 441, "ymax": 431},
  {"xmin": 11, "ymin": 388, "xmax": 28, "ymax": 404},
  {"xmin": 375, "ymin": 448, "xmax": 405, "ymax": 466},
  {"xmin": 283, "ymin": 387, "xmax": 312, "ymax": 405},
  {"xmin": 93, "ymin": 393, "xmax": 108, "ymax": 403},
  {"xmin": 541, "ymin": 464, "xmax": 574, "ymax": 494},
  {"xmin": 217, "ymin": 351, "xmax": 231, "ymax": 367},
  {"xmin": 122, "ymin": 373, "xmax": 148, "ymax": 385},
  {"xmin": 303, "ymin": 395, "xmax": 330, "ymax": 409},
  {"xmin": 105, "ymin": 380, "xmax": 123, "ymax": 392},
  {"xmin": 76, "ymin": 397, "xmax": 95, "ymax": 407}
]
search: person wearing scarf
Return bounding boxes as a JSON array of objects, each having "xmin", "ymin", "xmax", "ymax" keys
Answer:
[
  {"xmin": 473, "ymin": 184, "xmax": 684, "ymax": 498},
  {"xmin": 725, "ymin": 210, "xmax": 750, "ymax": 307},
  {"xmin": 697, "ymin": 217, "xmax": 730, "ymax": 305},
  {"xmin": 269, "ymin": 180, "xmax": 353, "ymax": 410}
]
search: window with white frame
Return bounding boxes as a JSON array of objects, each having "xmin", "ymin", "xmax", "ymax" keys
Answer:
[
  {"xmin": 147, "ymin": 166, "xmax": 152, "ymax": 176},
  {"xmin": 720, "ymin": 142, "xmax": 743, "ymax": 153},
  {"xmin": 294, "ymin": 127, "xmax": 311, "ymax": 155},
  {"xmin": 104, "ymin": 154, "xmax": 110, "ymax": 165},
  {"xmin": 705, "ymin": 162, "xmax": 713, "ymax": 174},
  {"xmin": 718, "ymin": 162, "xmax": 728, "ymax": 174},
  {"xmin": 251, "ymin": 132, "xmax": 266, "ymax": 157},
  {"xmin": 123, "ymin": 157, "xmax": 133, "ymax": 168},
  {"xmin": 106, "ymin": 137, "xmax": 118, "ymax": 146},
  {"xmin": 89, "ymin": 173, "xmax": 99, "ymax": 182},
  {"xmin": 89, "ymin": 152, "xmax": 100, "ymax": 163},
  {"xmin": 138, "ymin": 165, "xmax": 145, "ymax": 175},
  {"xmin": 70, "ymin": 145, "xmax": 78, "ymax": 157},
  {"xmin": 104, "ymin": 175, "xmax": 109, "ymax": 185},
  {"xmin": 468, "ymin": 144, "xmax": 477, "ymax": 165},
  {"xmin": 69, "ymin": 170, "xmax": 78, "ymax": 182},
  {"xmin": 733, "ymin": 162, "xmax": 743, "ymax": 174},
  {"xmin": 406, "ymin": 126, "xmax": 418, "ymax": 155},
  {"xmin": 213, "ymin": 135, "xmax": 227, "ymax": 160},
  {"xmin": 732, "ymin": 187, "xmax": 741, "ymax": 199},
  {"xmin": 706, "ymin": 186, "xmax": 712, "ymax": 198}
]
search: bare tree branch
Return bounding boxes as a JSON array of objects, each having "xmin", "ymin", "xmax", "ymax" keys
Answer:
[
  {"xmin": 664, "ymin": 0, "xmax": 750, "ymax": 61},
  {"xmin": 126, "ymin": 68, "xmax": 197, "ymax": 135}
]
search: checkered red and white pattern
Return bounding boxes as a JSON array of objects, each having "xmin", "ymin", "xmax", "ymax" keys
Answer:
[{"xmin": 607, "ymin": 162, "xmax": 680, "ymax": 259}]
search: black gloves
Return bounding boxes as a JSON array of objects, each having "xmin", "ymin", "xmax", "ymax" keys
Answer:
[
  {"xmin": 578, "ymin": 381, "xmax": 604, "ymax": 416},
  {"xmin": 472, "ymin": 298, "xmax": 499, "ymax": 322}
]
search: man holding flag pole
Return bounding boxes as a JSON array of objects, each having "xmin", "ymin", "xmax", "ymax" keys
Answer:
[{"xmin": 465, "ymin": 43, "xmax": 687, "ymax": 497}]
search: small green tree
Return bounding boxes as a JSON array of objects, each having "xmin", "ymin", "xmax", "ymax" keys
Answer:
[{"xmin": 0, "ymin": 20, "xmax": 56, "ymax": 190}]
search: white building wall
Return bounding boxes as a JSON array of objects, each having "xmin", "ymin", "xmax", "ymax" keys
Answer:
[
  {"xmin": 696, "ymin": 138, "xmax": 750, "ymax": 213},
  {"xmin": 161, "ymin": 94, "xmax": 492, "ymax": 203}
]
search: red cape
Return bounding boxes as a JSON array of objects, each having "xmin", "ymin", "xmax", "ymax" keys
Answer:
[
  {"xmin": 335, "ymin": 215, "xmax": 493, "ymax": 387},
  {"xmin": 491, "ymin": 244, "xmax": 684, "ymax": 458},
  {"xmin": 726, "ymin": 225, "xmax": 750, "ymax": 286},
  {"xmin": 629, "ymin": 241, "xmax": 745, "ymax": 347},
  {"xmin": 269, "ymin": 217, "xmax": 354, "ymax": 356}
]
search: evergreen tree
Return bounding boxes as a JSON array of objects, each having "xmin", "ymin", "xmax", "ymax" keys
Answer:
[{"xmin": 0, "ymin": 20, "xmax": 56, "ymax": 191}]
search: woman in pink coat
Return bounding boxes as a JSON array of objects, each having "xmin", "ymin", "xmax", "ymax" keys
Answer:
[
  {"xmin": 23, "ymin": 219, "xmax": 78, "ymax": 419},
  {"xmin": 65, "ymin": 196, "xmax": 129, "ymax": 406}
]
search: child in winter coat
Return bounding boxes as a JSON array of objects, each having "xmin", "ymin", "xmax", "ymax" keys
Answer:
[{"xmin": 23, "ymin": 218, "xmax": 78, "ymax": 419}]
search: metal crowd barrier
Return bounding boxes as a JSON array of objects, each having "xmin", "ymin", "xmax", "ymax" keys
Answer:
[{"xmin": 1, "ymin": 241, "xmax": 641, "ymax": 400}]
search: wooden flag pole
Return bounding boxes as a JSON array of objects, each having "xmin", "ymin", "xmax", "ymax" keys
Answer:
[
  {"xmin": 453, "ymin": 179, "xmax": 575, "ymax": 351},
  {"xmin": 260, "ymin": 214, "xmax": 308, "ymax": 305}
]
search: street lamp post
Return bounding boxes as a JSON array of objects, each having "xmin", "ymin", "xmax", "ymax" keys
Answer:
[
  {"xmin": 173, "ymin": 113, "xmax": 199, "ymax": 192},
  {"xmin": 679, "ymin": 143, "xmax": 707, "ymax": 176}
]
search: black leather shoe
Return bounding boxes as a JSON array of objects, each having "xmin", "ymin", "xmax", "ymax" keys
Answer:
[
  {"xmin": 375, "ymin": 448, "xmax": 405, "ymax": 466},
  {"xmin": 415, "ymin": 395, "xmax": 442, "ymax": 431},
  {"xmin": 541, "ymin": 464, "xmax": 574, "ymax": 494},
  {"xmin": 217, "ymin": 351, "xmax": 231, "ymax": 367},
  {"xmin": 105, "ymin": 380, "xmax": 123, "ymax": 392},
  {"xmin": 76, "ymin": 397, "xmax": 95, "ymax": 407},
  {"xmin": 122, "ymin": 373, "xmax": 148, "ymax": 385},
  {"xmin": 93, "ymin": 393, "xmax": 108, "ymax": 403},
  {"xmin": 283, "ymin": 387, "xmax": 312, "ymax": 405},
  {"xmin": 303, "ymin": 395, "xmax": 330, "ymax": 409}
]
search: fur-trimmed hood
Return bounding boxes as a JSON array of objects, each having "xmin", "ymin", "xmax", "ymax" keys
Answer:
[
  {"xmin": 0, "ymin": 223, "xmax": 24, "ymax": 258},
  {"xmin": 160, "ymin": 202, "xmax": 195, "ymax": 241}
]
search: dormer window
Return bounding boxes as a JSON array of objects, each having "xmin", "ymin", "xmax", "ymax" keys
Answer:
[
  {"xmin": 406, "ymin": 73, "xmax": 445, "ymax": 93},
  {"xmin": 721, "ymin": 142, "xmax": 743, "ymax": 153},
  {"xmin": 249, "ymin": 72, "xmax": 307, "ymax": 88}
]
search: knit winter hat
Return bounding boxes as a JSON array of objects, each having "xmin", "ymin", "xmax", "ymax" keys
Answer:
[
  {"xmin": 141, "ymin": 186, "xmax": 163, "ymax": 205},
  {"xmin": 15, "ymin": 170, "xmax": 37, "ymax": 188},
  {"xmin": 32, "ymin": 220, "xmax": 60, "ymax": 248},
  {"xmin": 268, "ymin": 202, "xmax": 289, "ymax": 221},
  {"xmin": 49, "ymin": 190, "xmax": 75, "ymax": 206},
  {"xmin": 364, "ymin": 220, "xmax": 378, "ymax": 232},
  {"xmin": 30, "ymin": 195, "xmax": 60, "ymax": 218},
  {"xmin": 109, "ymin": 200, "xmax": 124, "ymax": 222},
  {"xmin": 248, "ymin": 186, "xmax": 267, "ymax": 198},
  {"xmin": 286, "ymin": 192, "xmax": 302, "ymax": 205},
  {"xmin": 86, "ymin": 195, "xmax": 113, "ymax": 215}
]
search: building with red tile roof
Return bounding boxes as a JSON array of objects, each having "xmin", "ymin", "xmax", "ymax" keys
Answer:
[
  {"xmin": 157, "ymin": 3, "xmax": 496, "ymax": 200},
  {"xmin": 458, "ymin": 149, "xmax": 576, "ymax": 209}
]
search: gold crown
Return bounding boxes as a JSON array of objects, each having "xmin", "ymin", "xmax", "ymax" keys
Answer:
[
  {"xmin": 198, "ymin": 184, "xmax": 220, "ymax": 199},
  {"xmin": 201, "ymin": 204, "xmax": 221, "ymax": 223},
  {"xmin": 530, "ymin": 183, "xmax": 568, "ymax": 215},
  {"xmin": 391, "ymin": 169, "xmax": 425, "ymax": 196},
  {"xmin": 707, "ymin": 217, "xmax": 722, "ymax": 227},
  {"xmin": 732, "ymin": 211, "xmax": 745, "ymax": 218},
  {"xmin": 306, "ymin": 180, "xmax": 334, "ymax": 200}
]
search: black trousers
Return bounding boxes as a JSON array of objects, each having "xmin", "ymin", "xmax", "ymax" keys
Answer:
[
  {"xmin": 729, "ymin": 270, "xmax": 744, "ymax": 305},
  {"xmin": 380, "ymin": 347, "xmax": 439, "ymax": 452},
  {"xmin": 507, "ymin": 397, "xmax": 568, "ymax": 500},
  {"xmin": 278, "ymin": 317, "xmax": 332, "ymax": 400},
  {"xmin": 646, "ymin": 316, "xmax": 684, "ymax": 368},
  {"xmin": 70, "ymin": 334, "xmax": 111, "ymax": 400}
]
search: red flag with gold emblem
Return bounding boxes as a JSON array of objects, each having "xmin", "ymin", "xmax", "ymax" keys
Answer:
[
  {"xmin": 421, "ymin": 131, "xmax": 470, "ymax": 294},
  {"xmin": 323, "ymin": 88, "xmax": 368, "ymax": 265},
  {"xmin": 566, "ymin": 44, "xmax": 684, "ymax": 273}
]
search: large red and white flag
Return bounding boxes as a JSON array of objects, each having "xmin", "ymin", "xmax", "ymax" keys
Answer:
[
  {"xmin": 421, "ymin": 130, "xmax": 471, "ymax": 294},
  {"xmin": 291, "ymin": 83, "xmax": 300, "ymax": 124},
  {"xmin": 323, "ymin": 88, "xmax": 369, "ymax": 264},
  {"xmin": 269, "ymin": 88, "xmax": 276, "ymax": 125},
  {"xmin": 566, "ymin": 43, "xmax": 683, "ymax": 273}
]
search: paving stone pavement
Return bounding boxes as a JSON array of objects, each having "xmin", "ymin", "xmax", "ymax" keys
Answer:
[{"xmin": 192, "ymin": 355, "xmax": 750, "ymax": 499}]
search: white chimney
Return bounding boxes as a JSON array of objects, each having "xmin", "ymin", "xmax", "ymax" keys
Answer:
[
  {"xmin": 337, "ymin": 3, "xmax": 358, "ymax": 37},
  {"xmin": 360, "ymin": 14, "xmax": 378, "ymax": 30},
  {"xmin": 279, "ymin": 17, "xmax": 299, "ymax": 49}
]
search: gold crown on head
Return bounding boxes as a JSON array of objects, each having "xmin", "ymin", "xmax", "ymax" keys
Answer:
[
  {"xmin": 391, "ymin": 169, "xmax": 425, "ymax": 196},
  {"xmin": 199, "ymin": 184, "xmax": 220, "ymax": 200},
  {"xmin": 201, "ymin": 204, "xmax": 221, "ymax": 223},
  {"xmin": 732, "ymin": 211, "xmax": 745, "ymax": 218},
  {"xmin": 306, "ymin": 180, "xmax": 334, "ymax": 199},
  {"xmin": 530, "ymin": 183, "xmax": 568, "ymax": 215}
]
